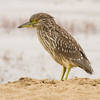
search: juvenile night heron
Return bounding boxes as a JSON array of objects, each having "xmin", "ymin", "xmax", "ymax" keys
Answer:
[{"xmin": 18, "ymin": 13, "xmax": 93, "ymax": 80}]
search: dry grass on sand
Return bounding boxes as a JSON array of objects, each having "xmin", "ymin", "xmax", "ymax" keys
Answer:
[{"xmin": 0, "ymin": 77, "xmax": 100, "ymax": 100}]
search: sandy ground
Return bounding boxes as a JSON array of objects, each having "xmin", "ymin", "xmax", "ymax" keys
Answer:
[{"xmin": 0, "ymin": 77, "xmax": 100, "ymax": 100}]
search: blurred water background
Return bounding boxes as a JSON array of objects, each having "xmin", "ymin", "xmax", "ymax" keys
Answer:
[{"xmin": 0, "ymin": 0, "xmax": 100, "ymax": 83}]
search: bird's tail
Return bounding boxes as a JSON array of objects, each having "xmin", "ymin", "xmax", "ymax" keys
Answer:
[
  {"xmin": 73, "ymin": 58, "xmax": 93, "ymax": 74},
  {"xmin": 79, "ymin": 58, "xmax": 93, "ymax": 74}
]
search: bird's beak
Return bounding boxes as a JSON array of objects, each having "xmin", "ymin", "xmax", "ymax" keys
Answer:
[{"xmin": 18, "ymin": 22, "xmax": 32, "ymax": 28}]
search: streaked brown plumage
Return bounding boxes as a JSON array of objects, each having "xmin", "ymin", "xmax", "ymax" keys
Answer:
[{"xmin": 18, "ymin": 13, "xmax": 93, "ymax": 80}]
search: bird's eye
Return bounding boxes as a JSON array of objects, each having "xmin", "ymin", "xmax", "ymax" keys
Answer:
[{"xmin": 34, "ymin": 18, "xmax": 38, "ymax": 23}]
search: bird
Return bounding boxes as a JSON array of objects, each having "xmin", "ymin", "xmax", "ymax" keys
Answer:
[{"xmin": 18, "ymin": 13, "xmax": 93, "ymax": 80}]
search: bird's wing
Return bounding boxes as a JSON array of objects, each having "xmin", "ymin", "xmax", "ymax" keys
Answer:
[{"xmin": 54, "ymin": 26, "xmax": 83, "ymax": 60}]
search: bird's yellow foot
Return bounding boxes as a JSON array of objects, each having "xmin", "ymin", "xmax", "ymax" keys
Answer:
[
  {"xmin": 61, "ymin": 67, "xmax": 66, "ymax": 80},
  {"xmin": 65, "ymin": 65, "xmax": 71, "ymax": 80}
]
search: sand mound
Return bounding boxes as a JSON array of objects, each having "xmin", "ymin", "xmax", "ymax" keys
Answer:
[{"xmin": 0, "ymin": 77, "xmax": 100, "ymax": 100}]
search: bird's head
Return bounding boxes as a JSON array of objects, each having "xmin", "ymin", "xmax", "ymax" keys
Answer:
[{"xmin": 18, "ymin": 13, "xmax": 54, "ymax": 29}]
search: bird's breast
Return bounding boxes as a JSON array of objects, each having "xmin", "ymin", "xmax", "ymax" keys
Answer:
[{"xmin": 37, "ymin": 30, "xmax": 55, "ymax": 53}]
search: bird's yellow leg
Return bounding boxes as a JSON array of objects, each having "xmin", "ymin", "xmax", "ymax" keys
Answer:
[
  {"xmin": 61, "ymin": 67, "xmax": 66, "ymax": 80},
  {"xmin": 65, "ymin": 65, "xmax": 71, "ymax": 80}
]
